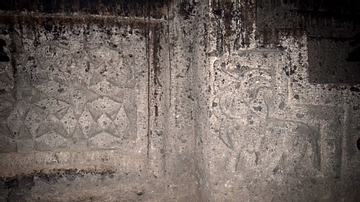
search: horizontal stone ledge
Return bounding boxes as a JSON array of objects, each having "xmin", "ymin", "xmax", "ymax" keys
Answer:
[
  {"xmin": 0, "ymin": 167, "xmax": 117, "ymax": 182},
  {"xmin": 0, "ymin": 13, "xmax": 166, "ymax": 27},
  {"xmin": 0, "ymin": 0, "xmax": 173, "ymax": 19},
  {"xmin": 0, "ymin": 149, "xmax": 148, "ymax": 178}
]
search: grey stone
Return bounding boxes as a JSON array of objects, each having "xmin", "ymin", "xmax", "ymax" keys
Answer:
[{"xmin": 0, "ymin": 1, "xmax": 359, "ymax": 201}]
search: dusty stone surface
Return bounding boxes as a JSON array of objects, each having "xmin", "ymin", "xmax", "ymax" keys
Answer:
[
  {"xmin": 0, "ymin": 0, "xmax": 360, "ymax": 201},
  {"xmin": 0, "ymin": 20, "xmax": 147, "ymax": 153},
  {"xmin": 0, "ymin": 14, "xmax": 178, "ymax": 201}
]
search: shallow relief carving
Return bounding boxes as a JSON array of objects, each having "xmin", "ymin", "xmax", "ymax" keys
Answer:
[
  {"xmin": 211, "ymin": 57, "xmax": 321, "ymax": 177},
  {"xmin": 0, "ymin": 24, "xmax": 146, "ymax": 152}
]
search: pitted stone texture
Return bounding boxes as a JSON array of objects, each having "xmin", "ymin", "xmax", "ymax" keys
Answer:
[
  {"xmin": 0, "ymin": 62, "xmax": 13, "ymax": 92},
  {"xmin": 0, "ymin": 23, "xmax": 147, "ymax": 152},
  {"xmin": 206, "ymin": 28, "xmax": 350, "ymax": 200},
  {"xmin": 210, "ymin": 55, "xmax": 320, "ymax": 169},
  {"xmin": 1, "ymin": 1, "xmax": 360, "ymax": 201}
]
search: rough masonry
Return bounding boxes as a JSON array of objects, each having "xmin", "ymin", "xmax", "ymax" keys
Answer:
[{"xmin": 0, "ymin": 0, "xmax": 360, "ymax": 201}]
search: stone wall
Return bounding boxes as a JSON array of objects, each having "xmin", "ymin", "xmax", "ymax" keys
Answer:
[
  {"xmin": 0, "ymin": 1, "xmax": 193, "ymax": 201},
  {"xmin": 0, "ymin": 0, "xmax": 360, "ymax": 201}
]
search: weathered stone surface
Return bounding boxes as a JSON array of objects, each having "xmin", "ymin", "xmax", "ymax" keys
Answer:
[
  {"xmin": 1, "ymin": 0, "xmax": 360, "ymax": 201},
  {"xmin": 0, "ymin": 21, "xmax": 147, "ymax": 152},
  {"xmin": 308, "ymin": 39, "xmax": 360, "ymax": 84}
]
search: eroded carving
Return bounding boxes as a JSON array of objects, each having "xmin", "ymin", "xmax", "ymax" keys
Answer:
[
  {"xmin": 212, "ymin": 58, "xmax": 320, "ymax": 175},
  {"xmin": 1, "ymin": 25, "xmax": 143, "ymax": 152}
]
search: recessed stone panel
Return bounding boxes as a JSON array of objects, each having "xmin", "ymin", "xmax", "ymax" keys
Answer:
[{"xmin": 0, "ymin": 21, "xmax": 149, "ymax": 153}]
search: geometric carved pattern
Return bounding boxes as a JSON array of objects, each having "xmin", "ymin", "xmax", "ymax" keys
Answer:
[{"xmin": 1, "ymin": 24, "xmax": 143, "ymax": 152}]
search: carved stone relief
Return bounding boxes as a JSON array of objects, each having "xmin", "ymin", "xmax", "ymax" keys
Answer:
[
  {"xmin": 0, "ymin": 23, "xmax": 147, "ymax": 152},
  {"xmin": 211, "ymin": 56, "xmax": 321, "ymax": 176}
]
